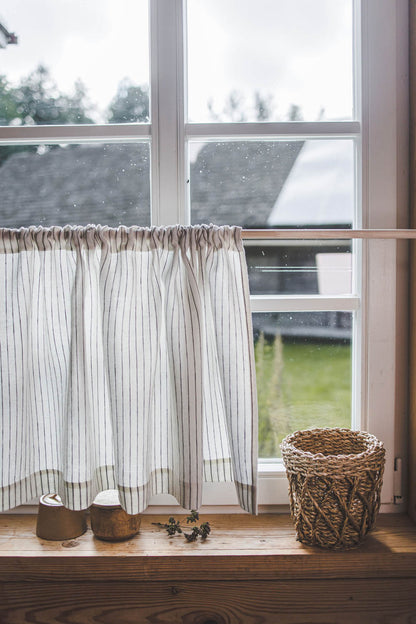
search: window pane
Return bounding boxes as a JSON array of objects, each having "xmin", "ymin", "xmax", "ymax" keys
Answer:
[
  {"xmin": 0, "ymin": 1, "xmax": 149, "ymax": 125},
  {"xmin": 0, "ymin": 143, "xmax": 150, "ymax": 227},
  {"xmin": 187, "ymin": 0, "xmax": 353, "ymax": 122},
  {"xmin": 254, "ymin": 312, "xmax": 352, "ymax": 458},
  {"xmin": 246, "ymin": 242, "xmax": 352, "ymax": 295},
  {"xmin": 190, "ymin": 140, "xmax": 354, "ymax": 228}
]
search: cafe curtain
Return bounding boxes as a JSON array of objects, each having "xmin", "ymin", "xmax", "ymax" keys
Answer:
[{"xmin": 0, "ymin": 224, "xmax": 258, "ymax": 514}]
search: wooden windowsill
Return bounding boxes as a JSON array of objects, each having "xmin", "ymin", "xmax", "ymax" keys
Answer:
[
  {"xmin": 2, "ymin": 514, "xmax": 416, "ymax": 623},
  {"xmin": 0, "ymin": 513, "xmax": 415, "ymax": 583}
]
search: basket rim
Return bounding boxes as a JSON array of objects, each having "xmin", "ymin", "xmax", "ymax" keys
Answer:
[{"xmin": 280, "ymin": 427, "xmax": 385, "ymax": 471}]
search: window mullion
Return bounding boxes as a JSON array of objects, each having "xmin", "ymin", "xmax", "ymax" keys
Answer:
[
  {"xmin": 0, "ymin": 124, "xmax": 151, "ymax": 144},
  {"xmin": 250, "ymin": 295, "xmax": 359, "ymax": 313},
  {"xmin": 150, "ymin": 0, "xmax": 186, "ymax": 226},
  {"xmin": 186, "ymin": 121, "xmax": 360, "ymax": 140}
]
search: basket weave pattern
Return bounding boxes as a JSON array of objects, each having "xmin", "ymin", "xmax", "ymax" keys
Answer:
[{"xmin": 281, "ymin": 428, "xmax": 385, "ymax": 550}]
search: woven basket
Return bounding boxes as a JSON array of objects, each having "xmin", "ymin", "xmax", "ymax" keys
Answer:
[{"xmin": 281, "ymin": 428, "xmax": 385, "ymax": 550}]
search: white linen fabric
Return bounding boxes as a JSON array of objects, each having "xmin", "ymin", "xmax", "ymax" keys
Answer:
[{"xmin": 0, "ymin": 225, "xmax": 257, "ymax": 514}]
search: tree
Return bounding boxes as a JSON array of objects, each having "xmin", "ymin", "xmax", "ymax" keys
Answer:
[
  {"xmin": 287, "ymin": 103, "xmax": 303, "ymax": 121},
  {"xmin": 0, "ymin": 65, "xmax": 94, "ymax": 166},
  {"xmin": 254, "ymin": 91, "xmax": 274, "ymax": 121},
  {"xmin": 0, "ymin": 76, "xmax": 19, "ymax": 125},
  {"xmin": 208, "ymin": 90, "xmax": 256, "ymax": 122},
  {"xmin": 107, "ymin": 79, "xmax": 149, "ymax": 123},
  {"xmin": 0, "ymin": 76, "xmax": 27, "ymax": 166},
  {"xmin": 207, "ymin": 90, "xmax": 303, "ymax": 122},
  {"xmin": 13, "ymin": 65, "xmax": 93, "ymax": 125}
]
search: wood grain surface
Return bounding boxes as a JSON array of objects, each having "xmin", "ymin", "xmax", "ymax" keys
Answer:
[
  {"xmin": 0, "ymin": 514, "xmax": 415, "ymax": 582},
  {"xmin": 1, "ymin": 579, "xmax": 416, "ymax": 624},
  {"xmin": 0, "ymin": 514, "xmax": 415, "ymax": 623}
]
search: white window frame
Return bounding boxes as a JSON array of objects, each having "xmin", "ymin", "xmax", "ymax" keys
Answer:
[
  {"xmin": 147, "ymin": 0, "xmax": 409, "ymax": 513},
  {"xmin": 0, "ymin": 0, "xmax": 409, "ymax": 514}
]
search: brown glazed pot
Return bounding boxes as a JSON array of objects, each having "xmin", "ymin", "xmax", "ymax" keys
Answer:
[
  {"xmin": 36, "ymin": 494, "xmax": 87, "ymax": 541},
  {"xmin": 90, "ymin": 490, "xmax": 141, "ymax": 542}
]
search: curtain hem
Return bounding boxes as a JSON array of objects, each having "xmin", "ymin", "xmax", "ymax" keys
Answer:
[{"xmin": 0, "ymin": 467, "xmax": 257, "ymax": 515}]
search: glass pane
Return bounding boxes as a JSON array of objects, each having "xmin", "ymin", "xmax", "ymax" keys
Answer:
[
  {"xmin": 0, "ymin": 143, "xmax": 150, "ymax": 227},
  {"xmin": 188, "ymin": 0, "xmax": 353, "ymax": 122},
  {"xmin": 254, "ymin": 312, "xmax": 352, "ymax": 458},
  {"xmin": 190, "ymin": 140, "xmax": 354, "ymax": 228},
  {"xmin": 0, "ymin": 1, "xmax": 149, "ymax": 125},
  {"xmin": 246, "ymin": 242, "xmax": 352, "ymax": 295}
]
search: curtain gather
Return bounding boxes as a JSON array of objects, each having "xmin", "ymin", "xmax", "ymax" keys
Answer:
[{"xmin": 0, "ymin": 224, "xmax": 257, "ymax": 514}]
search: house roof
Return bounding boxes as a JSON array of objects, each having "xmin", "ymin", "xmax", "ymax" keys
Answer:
[
  {"xmin": 190, "ymin": 141, "xmax": 303, "ymax": 227},
  {"xmin": 0, "ymin": 139, "xmax": 353, "ymax": 229},
  {"xmin": 0, "ymin": 144, "xmax": 150, "ymax": 228},
  {"xmin": 268, "ymin": 140, "xmax": 354, "ymax": 227}
]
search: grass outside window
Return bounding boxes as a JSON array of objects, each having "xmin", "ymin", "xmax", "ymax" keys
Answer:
[{"xmin": 256, "ymin": 333, "xmax": 351, "ymax": 458}]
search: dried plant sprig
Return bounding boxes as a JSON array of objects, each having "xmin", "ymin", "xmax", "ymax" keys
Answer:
[
  {"xmin": 199, "ymin": 522, "xmax": 211, "ymax": 540},
  {"xmin": 165, "ymin": 517, "xmax": 182, "ymax": 536},
  {"xmin": 184, "ymin": 526, "xmax": 200, "ymax": 542},
  {"xmin": 152, "ymin": 510, "xmax": 211, "ymax": 542},
  {"xmin": 184, "ymin": 521, "xmax": 211, "ymax": 542}
]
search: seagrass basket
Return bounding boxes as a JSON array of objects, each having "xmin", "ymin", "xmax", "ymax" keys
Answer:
[{"xmin": 281, "ymin": 428, "xmax": 385, "ymax": 550}]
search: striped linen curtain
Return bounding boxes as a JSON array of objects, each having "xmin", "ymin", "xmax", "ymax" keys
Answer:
[{"xmin": 0, "ymin": 224, "xmax": 258, "ymax": 514}]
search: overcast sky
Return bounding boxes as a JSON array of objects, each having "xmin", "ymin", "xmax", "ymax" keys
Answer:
[
  {"xmin": 1, "ymin": 0, "xmax": 149, "ymax": 122},
  {"xmin": 0, "ymin": 0, "xmax": 353, "ymax": 123},
  {"xmin": 188, "ymin": 0, "xmax": 353, "ymax": 121}
]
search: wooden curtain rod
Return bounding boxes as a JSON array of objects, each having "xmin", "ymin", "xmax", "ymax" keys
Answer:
[{"xmin": 241, "ymin": 229, "xmax": 416, "ymax": 240}]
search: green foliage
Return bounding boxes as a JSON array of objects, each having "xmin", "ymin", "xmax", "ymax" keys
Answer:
[
  {"xmin": 0, "ymin": 75, "xmax": 35, "ymax": 166},
  {"xmin": 0, "ymin": 65, "xmax": 94, "ymax": 167},
  {"xmin": 107, "ymin": 79, "xmax": 149, "ymax": 123},
  {"xmin": 0, "ymin": 75, "xmax": 19, "ymax": 124},
  {"xmin": 256, "ymin": 334, "xmax": 351, "ymax": 458},
  {"xmin": 12, "ymin": 65, "xmax": 94, "ymax": 126},
  {"xmin": 0, "ymin": 68, "xmax": 151, "ymax": 167}
]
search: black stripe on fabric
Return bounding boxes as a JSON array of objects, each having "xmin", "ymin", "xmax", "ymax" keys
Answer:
[{"xmin": 206, "ymin": 244, "xmax": 229, "ymax": 482}]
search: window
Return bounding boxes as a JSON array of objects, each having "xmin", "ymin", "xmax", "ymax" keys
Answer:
[{"xmin": 0, "ymin": 0, "xmax": 409, "ymax": 511}]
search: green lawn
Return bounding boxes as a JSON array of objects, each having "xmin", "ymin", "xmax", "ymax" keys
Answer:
[{"xmin": 255, "ymin": 334, "xmax": 352, "ymax": 458}]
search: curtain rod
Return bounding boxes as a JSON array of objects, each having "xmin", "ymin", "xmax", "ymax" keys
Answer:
[{"xmin": 241, "ymin": 229, "xmax": 416, "ymax": 240}]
